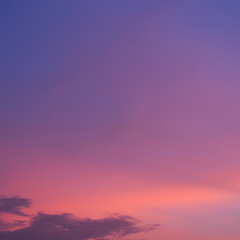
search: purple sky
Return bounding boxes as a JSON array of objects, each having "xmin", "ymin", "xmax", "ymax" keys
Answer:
[{"xmin": 1, "ymin": 1, "xmax": 240, "ymax": 239}]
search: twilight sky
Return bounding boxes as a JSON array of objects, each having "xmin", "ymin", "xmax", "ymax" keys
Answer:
[{"xmin": 1, "ymin": 1, "xmax": 240, "ymax": 239}]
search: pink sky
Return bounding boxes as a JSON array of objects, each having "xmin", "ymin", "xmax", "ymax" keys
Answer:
[{"xmin": 1, "ymin": 1, "xmax": 240, "ymax": 239}]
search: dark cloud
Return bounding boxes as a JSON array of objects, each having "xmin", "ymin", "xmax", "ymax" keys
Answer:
[
  {"xmin": 0, "ymin": 196, "xmax": 32, "ymax": 216},
  {"xmin": 0, "ymin": 212, "xmax": 159, "ymax": 240},
  {"xmin": 0, "ymin": 219, "xmax": 27, "ymax": 231},
  {"xmin": 0, "ymin": 196, "xmax": 159, "ymax": 239}
]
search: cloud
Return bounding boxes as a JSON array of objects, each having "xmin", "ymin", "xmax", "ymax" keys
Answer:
[
  {"xmin": 0, "ymin": 196, "xmax": 32, "ymax": 216},
  {"xmin": 0, "ymin": 212, "xmax": 159, "ymax": 240},
  {"xmin": 0, "ymin": 196, "xmax": 159, "ymax": 239},
  {"xmin": 0, "ymin": 219, "xmax": 27, "ymax": 231}
]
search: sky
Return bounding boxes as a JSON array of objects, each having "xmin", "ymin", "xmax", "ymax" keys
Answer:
[{"xmin": 1, "ymin": 0, "xmax": 240, "ymax": 239}]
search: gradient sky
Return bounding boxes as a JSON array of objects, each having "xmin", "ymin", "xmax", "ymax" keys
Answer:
[{"xmin": 1, "ymin": 1, "xmax": 240, "ymax": 239}]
